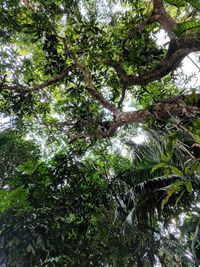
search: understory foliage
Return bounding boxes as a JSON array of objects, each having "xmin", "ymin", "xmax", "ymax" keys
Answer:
[{"xmin": 0, "ymin": 0, "xmax": 200, "ymax": 266}]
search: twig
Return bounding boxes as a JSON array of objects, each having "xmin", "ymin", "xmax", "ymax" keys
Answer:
[
  {"xmin": 118, "ymin": 84, "xmax": 127, "ymax": 110},
  {"xmin": 191, "ymin": 218, "xmax": 200, "ymax": 267},
  {"xmin": 188, "ymin": 55, "xmax": 200, "ymax": 72}
]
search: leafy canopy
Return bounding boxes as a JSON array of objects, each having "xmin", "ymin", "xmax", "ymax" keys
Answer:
[{"xmin": 0, "ymin": 0, "xmax": 200, "ymax": 266}]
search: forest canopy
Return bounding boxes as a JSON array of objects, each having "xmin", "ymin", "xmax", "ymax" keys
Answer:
[{"xmin": 0, "ymin": 0, "xmax": 200, "ymax": 266}]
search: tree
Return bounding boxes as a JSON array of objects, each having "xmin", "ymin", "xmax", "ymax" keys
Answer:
[
  {"xmin": 114, "ymin": 131, "xmax": 200, "ymax": 266},
  {"xmin": 0, "ymin": 129, "xmax": 40, "ymax": 189},
  {"xmin": 0, "ymin": 0, "xmax": 200, "ymax": 266},
  {"xmin": 0, "ymin": 0, "xmax": 199, "ymax": 140},
  {"xmin": 0, "ymin": 147, "xmax": 113, "ymax": 266}
]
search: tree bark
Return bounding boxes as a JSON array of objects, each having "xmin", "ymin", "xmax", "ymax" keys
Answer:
[
  {"xmin": 93, "ymin": 94, "xmax": 200, "ymax": 138},
  {"xmin": 108, "ymin": 36, "xmax": 200, "ymax": 87}
]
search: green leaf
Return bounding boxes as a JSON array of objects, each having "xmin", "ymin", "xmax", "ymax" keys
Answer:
[
  {"xmin": 173, "ymin": 21, "xmax": 200, "ymax": 36},
  {"xmin": 169, "ymin": 166, "xmax": 183, "ymax": 176},
  {"xmin": 161, "ymin": 153, "xmax": 171, "ymax": 162},
  {"xmin": 151, "ymin": 163, "xmax": 169, "ymax": 174},
  {"xmin": 175, "ymin": 190, "xmax": 185, "ymax": 207},
  {"xmin": 165, "ymin": 0, "xmax": 186, "ymax": 7},
  {"xmin": 18, "ymin": 160, "xmax": 36, "ymax": 175},
  {"xmin": 0, "ymin": 186, "xmax": 30, "ymax": 213},
  {"xmin": 166, "ymin": 133, "xmax": 177, "ymax": 154},
  {"xmin": 165, "ymin": 0, "xmax": 200, "ymax": 9},
  {"xmin": 162, "ymin": 180, "xmax": 192, "ymax": 208},
  {"xmin": 161, "ymin": 180, "xmax": 183, "ymax": 208},
  {"xmin": 186, "ymin": 0, "xmax": 200, "ymax": 10},
  {"xmin": 185, "ymin": 89, "xmax": 198, "ymax": 106},
  {"xmin": 27, "ymin": 244, "xmax": 35, "ymax": 255},
  {"xmin": 185, "ymin": 180, "xmax": 192, "ymax": 193}
]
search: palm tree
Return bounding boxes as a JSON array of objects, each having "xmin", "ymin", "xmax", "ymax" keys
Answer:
[{"xmin": 113, "ymin": 130, "xmax": 200, "ymax": 266}]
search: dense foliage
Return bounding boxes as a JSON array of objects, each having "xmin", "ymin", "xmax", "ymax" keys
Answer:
[{"xmin": 0, "ymin": 0, "xmax": 200, "ymax": 266}]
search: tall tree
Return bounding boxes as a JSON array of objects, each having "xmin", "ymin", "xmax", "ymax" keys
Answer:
[
  {"xmin": 0, "ymin": 0, "xmax": 199, "ymax": 140},
  {"xmin": 0, "ymin": 0, "xmax": 200, "ymax": 266}
]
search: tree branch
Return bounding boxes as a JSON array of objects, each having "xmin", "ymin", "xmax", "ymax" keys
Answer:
[
  {"xmin": 117, "ymin": 84, "xmax": 126, "ymax": 110},
  {"xmin": 152, "ymin": 0, "xmax": 177, "ymax": 38},
  {"xmin": 107, "ymin": 36, "xmax": 200, "ymax": 87},
  {"xmin": 1, "ymin": 62, "xmax": 119, "ymax": 115},
  {"xmin": 0, "ymin": 68, "xmax": 71, "ymax": 92},
  {"xmin": 121, "ymin": 15, "xmax": 155, "ymax": 48},
  {"xmin": 89, "ymin": 94, "xmax": 200, "ymax": 138},
  {"xmin": 106, "ymin": 0, "xmax": 197, "ymax": 87},
  {"xmin": 122, "ymin": 0, "xmax": 176, "ymax": 44},
  {"xmin": 75, "ymin": 62, "xmax": 119, "ymax": 115}
]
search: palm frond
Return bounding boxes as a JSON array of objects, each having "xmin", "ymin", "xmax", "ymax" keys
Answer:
[
  {"xmin": 159, "ymin": 237, "xmax": 195, "ymax": 266},
  {"xmin": 116, "ymin": 175, "xmax": 200, "ymax": 225},
  {"xmin": 126, "ymin": 131, "xmax": 165, "ymax": 167},
  {"xmin": 115, "ymin": 130, "xmax": 200, "ymax": 227}
]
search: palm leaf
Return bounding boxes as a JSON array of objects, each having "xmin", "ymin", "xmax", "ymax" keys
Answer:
[
  {"xmin": 115, "ymin": 131, "xmax": 199, "ymax": 225},
  {"xmin": 165, "ymin": 0, "xmax": 200, "ymax": 9},
  {"xmin": 125, "ymin": 131, "xmax": 166, "ymax": 181},
  {"xmin": 173, "ymin": 21, "xmax": 200, "ymax": 36},
  {"xmin": 159, "ymin": 238, "xmax": 196, "ymax": 265},
  {"xmin": 165, "ymin": 0, "xmax": 186, "ymax": 7},
  {"xmin": 117, "ymin": 175, "xmax": 200, "ymax": 225},
  {"xmin": 187, "ymin": 0, "xmax": 200, "ymax": 10}
]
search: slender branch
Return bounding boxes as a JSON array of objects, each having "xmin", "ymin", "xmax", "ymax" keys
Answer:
[
  {"xmin": 30, "ymin": 68, "xmax": 71, "ymax": 91},
  {"xmin": 188, "ymin": 55, "xmax": 200, "ymax": 72},
  {"xmin": 117, "ymin": 84, "xmax": 126, "ymax": 110},
  {"xmin": 0, "ymin": 61, "xmax": 119, "ymax": 115},
  {"xmin": 122, "ymin": 15, "xmax": 155, "ymax": 47},
  {"xmin": 191, "ymin": 218, "xmax": 200, "ymax": 267},
  {"xmin": 0, "ymin": 68, "xmax": 71, "ymax": 92},
  {"xmin": 75, "ymin": 62, "xmax": 119, "ymax": 115},
  {"xmin": 122, "ymin": 0, "xmax": 155, "ymax": 46},
  {"xmin": 107, "ymin": 36, "xmax": 200, "ymax": 87}
]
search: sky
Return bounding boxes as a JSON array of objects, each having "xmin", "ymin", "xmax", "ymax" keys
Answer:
[{"xmin": 156, "ymin": 29, "xmax": 200, "ymax": 87}]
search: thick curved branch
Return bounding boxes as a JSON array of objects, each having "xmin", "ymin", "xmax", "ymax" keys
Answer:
[
  {"xmin": 107, "ymin": 0, "xmax": 199, "ymax": 87},
  {"xmin": 122, "ymin": 0, "xmax": 176, "ymax": 46},
  {"xmin": 91, "ymin": 94, "xmax": 200, "ymax": 138},
  {"xmin": 108, "ymin": 36, "xmax": 200, "ymax": 87}
]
